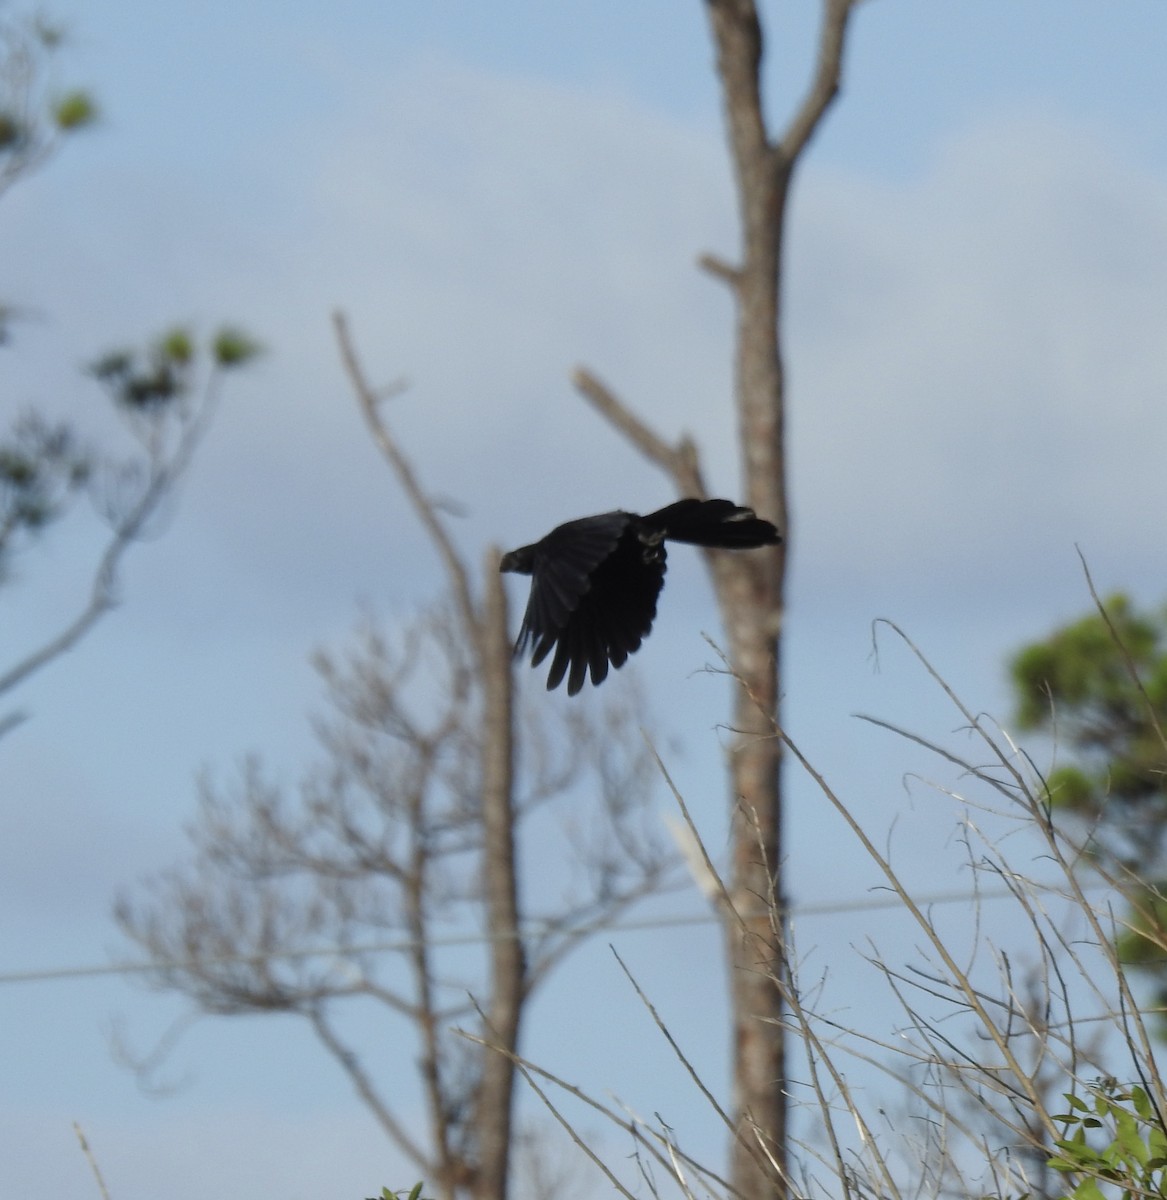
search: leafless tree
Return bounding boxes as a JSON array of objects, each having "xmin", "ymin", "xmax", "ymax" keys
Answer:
[
  {"xmin": 571, "ymin": 3, "xmax": 861, "ymax": 1196},
  {"xmin": 116, "ymin": 316, "xmax": 677, "ymax": 1200},
  {"xmin": 121, "ymin": 4, "xmax": 866, "ymax": 1194}
]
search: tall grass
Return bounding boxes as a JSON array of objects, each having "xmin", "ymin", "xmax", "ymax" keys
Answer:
[{"xmin": 467, "ymin": 619, "xmax": 1167, "ymax": 1200}]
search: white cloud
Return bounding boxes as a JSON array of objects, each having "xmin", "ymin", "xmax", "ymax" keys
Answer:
[
  {"xmin": 13, "ymin": 59, "xmax": 1161, "ymax": 621},
  {"xmin": 787, "ymin": 109, "xmax": 1167, "ymax": 601}
]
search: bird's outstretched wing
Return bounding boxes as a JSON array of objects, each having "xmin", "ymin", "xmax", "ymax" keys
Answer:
[
  {"xmin": 543, "ymin": 532, "xmax": 666, "ymax": 693},
  {"xmin": 514, "ymin": 513, "xmax": 630, "ymax": 670}
]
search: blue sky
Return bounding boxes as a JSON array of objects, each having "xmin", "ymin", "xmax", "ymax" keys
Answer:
[{"xmin": 3, "ymin": 2, "xmax": 1167, "ymax": 1197}]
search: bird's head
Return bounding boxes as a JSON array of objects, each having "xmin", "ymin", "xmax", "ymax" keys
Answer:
[{"xmin": 499, "ymin": 544, "xmax": 535, "ymax": 575}]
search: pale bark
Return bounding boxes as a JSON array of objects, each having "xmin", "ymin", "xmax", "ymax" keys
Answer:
[{"xmin": 576, "ymin": 3, "xmax": 859, "ymax": 1195}]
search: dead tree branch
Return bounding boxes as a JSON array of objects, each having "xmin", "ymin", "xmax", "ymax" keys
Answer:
[{"xmin": 565, "ymin": 5, "xmax": 860, "ymax": 1197}]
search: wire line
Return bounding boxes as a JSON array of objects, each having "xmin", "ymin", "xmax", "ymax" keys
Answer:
[{"xmin": 0, "ymin": 879, "xmax": 1103, "ymax": 988}]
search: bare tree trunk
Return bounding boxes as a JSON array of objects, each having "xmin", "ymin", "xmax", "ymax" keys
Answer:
[
  {"xmin": 703, "ymin": 4, "xmax": 855, "ymax": 1197},
  {"xmin": 474, "ymin": 554, "xmax": 524, "ymax": 1200},
  {"xmin": 706, "ymin": 8, "xmax": 789, "ymax": 1193},
  {"xmin": 339, "ymin": 314, "xmax": 528, "ymax": 1199}
]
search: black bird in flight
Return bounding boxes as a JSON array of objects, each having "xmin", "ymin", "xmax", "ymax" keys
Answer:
[{"xmin": 500, "ymin": 498, "xmax": 780, "ymax": 695}]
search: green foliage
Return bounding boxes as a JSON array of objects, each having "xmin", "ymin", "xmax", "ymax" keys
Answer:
[
  {"xmin": 365, "ymin": 1185, "xmax": 432, "ymax": 1200},
  {"xmin": 0, "ymin": 15, "xmax": 259, "ymax": 720},
  {"xmin": 88, "ymin": 326, "xmax": 260, "ymax": 410},
  {"xmin": 50, "ymin": 88, "xmax": 96, "ymax": 131},
  {"xmin": 1115, "ymin": 881, "xmax": 1167, "ymax": 970},
  {"xmin": 1010, "ymin": 595, "xmax": 1167, "ymax": 1019},
  {"xmin": 1011, "ymin": 594, "xmax": 1166, "ymax": 732},
  {"xmin": 1050, "ymin": 1080, "xmax": 1167, "ymax": 1200},
  {"xmin": 1009, "ymin": 594, "xmax": 1167, "ymax": 837},
  {"xmin": 0, "ymin": 9, "xmax": 96, "ymax": 196},
  {"xmin": 0, "ymin": 416, "xmax": 90, "ymax": 578},
  {"xmin": 89, "ymin": 342, "xmax": 184, "ymax": 410},
  {"xmin": 158, "ymin": 327, "xmax": 194, "ymax": 366},
  {"xmin": 212, "ymin": 326, "xmax": 262, "ymax": 367},
  {"xmin": 4, "ymin": 323, "xmax": 257, "ymax": 579}
]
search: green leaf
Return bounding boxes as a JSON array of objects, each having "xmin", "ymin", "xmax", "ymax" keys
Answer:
[
  {"xmin": 1149, "ymin": 1124, "xmax": 1167, "ymax": 1159},
  {"xmin": 212, "ymin": 327, "xmax": 262, "ymax": 368},
  {"xmin": 1114, "ymin": 1110, "xmax": 1148, "ymax": 1165},
  {"xmin": 1052, "ymin": 1137, "xmax": 1099, "ymax": 1165},
  {"xmin": 1070, "ymin": 1178, "xmax": 1107, "ymax": 1200},
  {"xmin": 158, "ymin": 328, "xmax": 194, "ymax": 366},
  {"xmin": 52, "ymin": 90, "xmax": 97, "ymax": 131}
]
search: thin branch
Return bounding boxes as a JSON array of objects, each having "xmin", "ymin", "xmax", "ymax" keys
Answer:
[
  {"xmin": 697, "ymin": 251, "xmax": 743, "ymax": 288},
  {"xmin": 72, "ymin": 1122, "xmax": 112, "ymax": 1200},
  {"xmin": 779, "ymin": 0, "xmax": 859, "ymax": 164},
  {"xmin": 488, "ymin": 1042, "xmax": 639, "ymax": 1200},
  {"xmin": 1077, "ymin": 546, "xmax": 1167, "ymax": 755},
  {"xmin": 0, "ymin": 368, "xmax": 224, "ymax": 698},
  {"xmin": 570, "ymin": 366, "xmax": 706, "ymax": 496},
  {"xmin": 871, "ymin": 618, "xmax": 1166, "ymax": 1099},
  {"xmin": 646, "ymin": 732, "xmax": 739, "ymax": 925},
  {"xmin": 610, "ymin": 945, "xmax": 738, "ymax": 1138},
  {"xmin": 457, "ymin": 1024, "xmax": 741, "ymax": 1200},
  {"xmin": 332, "ymin": 310, "xmax": 479, "ymax": 640},
  {"xmin": 0, "ymin": 709, "xmax": 27, "ymax": 740},
  {"xmin": 776, "ymin": 717, "xmax": 1063, "ymax": 1147},
  {"xmin": 309, "ymin": 1005, "xmax": 432, "ymax": 1173}
]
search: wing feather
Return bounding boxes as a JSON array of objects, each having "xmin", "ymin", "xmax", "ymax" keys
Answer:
[{"xmin": 515, "ymin": 513, "xmax": 630, "ymax": 658}]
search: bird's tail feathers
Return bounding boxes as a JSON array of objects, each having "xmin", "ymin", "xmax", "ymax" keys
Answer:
[{"xmin": 646, "ymin": 498, "xmax": 780, "ymax": 549}]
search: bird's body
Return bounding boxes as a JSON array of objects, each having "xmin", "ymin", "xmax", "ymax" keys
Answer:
[{"xmin": 500, "ymin": 498, "xmax": 780, "ymax": 694}]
